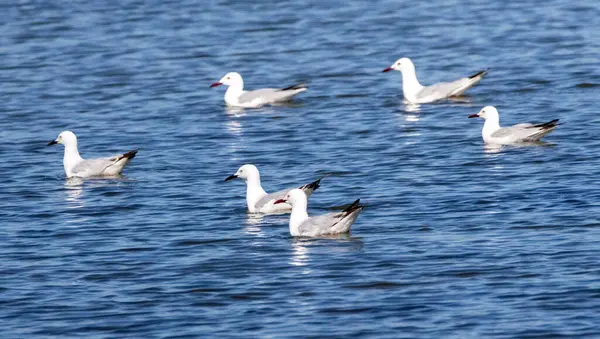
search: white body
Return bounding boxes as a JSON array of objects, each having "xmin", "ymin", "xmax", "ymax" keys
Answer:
[
  {"xmin": 470, "ymin": 106, "xmax": 559, "ymax": 144},
  {"xmin": 49, "ymin": 131, "xmax": 136, "ymax": 178},
  {"xmin": 281, "ymin": 189, "xmax": 363, "ymax": 237},
  {"xmin": 213, "ymin": 72, "xmax": 307, "ymax": 108},
  {"xmin": 226, "ymin": 164, "xmax": 320, "ymax": 214},
  {"xmin": 384, "ymin": 57, "xmax": 487, "ymax": 104}
]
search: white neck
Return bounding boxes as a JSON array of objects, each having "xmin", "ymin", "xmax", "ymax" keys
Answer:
[
  {"xmin": 63, "ymin": 143, "xmax": 83, "ymax": 177},
  {"xmin": 482, "ymin": 116, "xmax": 501, "ymax": 141},
  {"xmin": 289, "ymin": 200, "xmax": 309, "ymax": 236},
  {"xmin": 224, "ymin": 81, "xmax": 244, "ymax": 105},
  {"xmin": 245, "ymin": 176, "xmax": 267, "ymax": 212},
  {"xmin": 401, "ymin": 67, "xmax": 424, "ymax": 101}
]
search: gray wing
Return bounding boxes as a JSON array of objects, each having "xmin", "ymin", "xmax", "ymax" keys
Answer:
[
  {"xmin": 238, "ymin": 86, "xmax": 306, "ymax": 105},
  {"xmin": 416, "ymin": 70, "xmax": 487, "ymax": 101},
  {"xmin": 255, "ymin": 178, "xmax": 321, "ymax": 210},
  {"xmin": 254, "ymin": 187, "xmax": 292, "ymax": 210},
  {"xmin": 72, "ymin": 156, "xmax": 119, "ymax": 176},
  {"xmin": 492, "ymin": 121, "xmax": 558, "ymax": 142},
  {"xmin": 491, "ymin": 127, "xmax": 517, "ymax": 139},
  {"xmin": 298, "ymin": 199, "xmax": 363, "ymax": 236},
  {"xmin": 298, "ymin": 212, "xmax": 343, "ymax": 235}
]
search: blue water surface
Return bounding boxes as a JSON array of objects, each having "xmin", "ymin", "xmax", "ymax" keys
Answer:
[{"xmin": 2, "ymin": 0, "xmax": 600, "ymax": 337}]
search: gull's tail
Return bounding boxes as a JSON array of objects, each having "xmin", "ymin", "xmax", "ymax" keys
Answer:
[
  {"xmin": 342, "ymin": 199, "xmax": 365, "ymax": 216},
  {"xmin": 468, "ymin": 69, "xmax": 489, "ymax": 80},
  {"xmin": 299, "ymin": 177, "xmax": 323, "ymax": 196},
  {"xmin": 526, "ymin": 119, "xmax": 560, "ymax": 141},
  {"xmin": 532, "ymin": 119, "xmax": 560, "ymax": 130},
  {"xmin": 117, "ymin": 149, "xmax": 138, "ymax": 162},
  {"xmin": 279, "ymin": 83, "xmax": 309, "ymax": 92}
]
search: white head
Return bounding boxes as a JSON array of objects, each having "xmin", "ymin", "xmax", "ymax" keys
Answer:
[
  {"xmin": 469, "ymin": 106, "xmax": 499, "ymax": 120},
  {"xmin": 210, "ymin": 72, "xmax": 244, "ymax": 88},
  {"xmin": 224, "ymin": 164, "xmax": 260, "ymax": 182},
  {"xmin": 382, "ymin": 57, "xmax": 415, "ymax": 73},
  {"xmin": 274, "ymin": 188, "xmax": 307, "ymax": 208},
  {"xmin": 48, "ymin": 130, "xmax": 78, "ymax": 148}
]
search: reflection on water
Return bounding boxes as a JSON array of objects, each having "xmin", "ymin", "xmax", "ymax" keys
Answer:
[
  {"xmin": 289, "ymin": 236, "xmax": 364, "ymax": 269},
  {"xmin": 225, "ymin": 106, "xmax": 246, "ymax": 117},
  {"xmin": 403, "ymin": 102, "xmax": 422, "ymax": 115},
  {"xmin": 64, "ymin": 177, "xmax": 85, "ymax": 209},
  {"xmin": 484, "ymin": 141, "xmax": 554, "ymax": 156},
  {"xmin": 245, "ymin": 213, "xmax": 265, "ymax": 236},
  {"xmin": 226, "ymin": 119, "xmax": 243, "ymax": 136},
  {"xmin": 484, "ymin": 143, "xmax": 505, "ymax": 155},
  {"xmin": 290, "ymin": 238, "xmax": 311, "ymax": 271}
]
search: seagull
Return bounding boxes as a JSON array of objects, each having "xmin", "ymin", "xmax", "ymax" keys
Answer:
[
  {"xmin": 210, "ymin": 72, "xmax": 307, "ymax": 108},
  {"xmin": 468, "ymin": 106, "xmax": 560, "ymax": 144},
  {"xmin": 47, "ymin": 131, "xmax": 137, "ymax": 178},
  {"xmin": 274, "ymin": 189, "xmax": 364, "ymax": 237},
  {"xmin": 224, "ymin": 164, "xmax": 322, "ymax": 214},
  {"xmin": 382, "ymin": 57, "xmax": 488, "ymax": 104}
]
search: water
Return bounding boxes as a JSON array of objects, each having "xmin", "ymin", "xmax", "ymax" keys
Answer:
[{"xmin": 2, "ymin": 0, "xmax": 600, "ymax": 337}]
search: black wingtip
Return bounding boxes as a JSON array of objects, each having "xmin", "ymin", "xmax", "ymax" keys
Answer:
[
  {"xmin": 343, "ymin": 199, "xmax": 364, "ymax": 214},
  {"xmin": 534, "ymin": 119, "xmax": 560, "ymax": 129},
  {"xmin": 469, "ymin": 69, "xmax": 489, "ymax": 79},
  {"xmin": 279, "ymin": 83, "xmax": 308, "ymax": 91},
  {"xmin": 300, "ymin": 177, "xmax": 323, "ymax": 191},
  {"xmin": 122, "ymin": 149, "xmax": 138, "ymax": 160}
]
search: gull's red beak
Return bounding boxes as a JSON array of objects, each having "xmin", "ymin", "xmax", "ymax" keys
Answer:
[
  {"xmin": 210, "ymin": 82, "xmax": 222, "ymax": 88},
  {"xmin": 382, "ymin": 67, "xmax": 393, "ymax": 73},
  {"xmin": 468, "ymin": 114, "xmax": 479, "ymax": 118},
  {"xmin": 273, "ymin": 199, "xmax": 287, "ymax": 205}
]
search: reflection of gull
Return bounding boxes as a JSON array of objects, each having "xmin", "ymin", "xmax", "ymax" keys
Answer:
[
  {"xmin": 402, "ymin": 112, "xmax": 420, "ymax": 122},
  {"xmin": 64, "ymin": 178, "xmax": 85, "ymax": 209},
  {"xmin": 403, "ymin": 103, "xmax": 421, "ymax": 114},
  {"xmin": 225, "ymin": 106, "xmax": 247, "ymax": 117},
  {"xmin": 290, "ymin": 239, "xmax": 311, "ymax": 269},
  {"xmin": 484, "ymin": 143, "xmax": 504, "ymax": 155},
  {"xmin": 226, "ymin": 120, "xmax": 243, "ymax": 136},
  {"xmin": 245, "ymin": 214, "xmax": 266, "ymax": 236}
]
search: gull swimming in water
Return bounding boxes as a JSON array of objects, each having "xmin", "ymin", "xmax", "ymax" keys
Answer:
[
  {"xmin": 383, "ymin": 57, "xmax": 487, "ymax": 104},
  {"xmin": 468, "ymin": 106, "xmax": 560, "ymax": 144},
  {"xmin": 48, "ymin": 131, "xmax": 137, "ymax": 178},
  {"xmin": 224, "ymin": 164, "xmax": 321, "ymax": 214},
  {"xmin": 274, "ymin": 189, "xmax": 364, "ymax": 237},
  {"xmin": 210, "ymin": 72, "xmax": 307, "ymax": 108}
]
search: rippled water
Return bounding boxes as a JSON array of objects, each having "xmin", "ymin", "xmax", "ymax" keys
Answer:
[{"xmin": 3, "ymin": 0, "xmax": 600, "ymax": 337}]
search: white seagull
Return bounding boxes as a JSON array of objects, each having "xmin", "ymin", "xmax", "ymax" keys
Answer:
[
  {"xmin": 274, "ymin": 189, "xmax": 364, "ymax": 237},
  {"xmin": 383, "ymin": 57, "xmax": 487, "ymax": 104},
  {"xmin": 224, "ymin": 164, "xmax": 321, "ymax": 214},
  {"xmin": 468, "ymin": 106, "xmax": 560, "ymax": 144},
  {"xmin": 210, "ymin": 72, "xmax": 307, "ymax": 108},
  {"xmin": 48, "ymin": 131, "xmax": 138, "ymax": 178}
]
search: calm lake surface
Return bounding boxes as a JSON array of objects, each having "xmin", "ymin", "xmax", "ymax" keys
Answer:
[{"xmin": 3, "ymin": 0, "xmax": 600, "ymax": 337}]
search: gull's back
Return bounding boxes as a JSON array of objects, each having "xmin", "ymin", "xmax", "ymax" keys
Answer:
[
  {"xmin": 491, "ymin": 121, "xmax": 559, "ymax": 143},
  {"xmin": 71, "ymin": 157, "xmax": 119, "ymax": 177},
  {"xmin": 415, "ymin": 70, "xmax": 487, "ymax": 103},
  {"xmin": 71, "ymin": 150, "xmax": 137, "ymax": 177},
  {"xmin": 238, "ymin": 86, "xmax": 307, "ymax": 106},
  {"xmin": 298, "ymin": 201, "xmax": 363, "ymax": 237}
]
